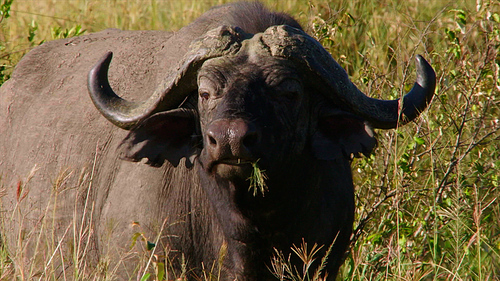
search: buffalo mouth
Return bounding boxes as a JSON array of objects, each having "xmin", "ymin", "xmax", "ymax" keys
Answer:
[
  {"xmin": 218, "ymin": 158, "xmax": 253, "ymax": 165},
  {"xmin": 210, "ymin": 157, "xmax": 255, "ymax": 180}
]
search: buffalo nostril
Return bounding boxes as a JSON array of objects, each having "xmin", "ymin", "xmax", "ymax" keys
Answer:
[
  {"xmin": 205, "ymin": 119, "xmax": 259, "ymax": 156},
  {"xmin": 208, "ymin": 135, "xmax": 217, "ymax": 146}
]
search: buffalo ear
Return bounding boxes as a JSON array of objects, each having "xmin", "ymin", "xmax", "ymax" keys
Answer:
[
  {"xmin": 119, "ymin": 108, "xmax": 199, "ymax": 168},
  {"xmin": 312, "ymin": 110, "xmax": 376, "ymax": 161}
]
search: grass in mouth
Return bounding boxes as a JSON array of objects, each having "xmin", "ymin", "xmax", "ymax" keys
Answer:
[{"xmin": 248, "ymin": 160, "xmax": 268, "ymax": 197}]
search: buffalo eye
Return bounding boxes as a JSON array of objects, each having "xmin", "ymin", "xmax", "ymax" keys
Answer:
[
  {"xmin": 198, "ymin": 76, "xmax": 219, "ymax": 101},
  {"xmin": 199, "ymin": 91, "xmax": 210, "ymax": 100},
  {"xmin": 275, "ymin": 78, "xmax": 302, "ymax": 101}
]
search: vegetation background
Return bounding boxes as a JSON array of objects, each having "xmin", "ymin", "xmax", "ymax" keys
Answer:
[{"xmin": 0, "ymin": 0, "xmax": 499, "ymax": 280}]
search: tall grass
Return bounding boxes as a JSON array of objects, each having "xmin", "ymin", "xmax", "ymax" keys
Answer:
[{"xmin": 1, "ymin": 0, "xmax": 499, "ymax": 280}]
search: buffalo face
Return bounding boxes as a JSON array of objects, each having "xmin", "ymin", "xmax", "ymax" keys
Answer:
[{"xmin": 196, "ymin": 55, "xmax": 310, "ymax": 182}]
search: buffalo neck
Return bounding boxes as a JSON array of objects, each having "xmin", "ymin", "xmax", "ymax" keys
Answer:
[{"xmin": 196, "ymin": 156, "xmax": 324, "ymax": 278}]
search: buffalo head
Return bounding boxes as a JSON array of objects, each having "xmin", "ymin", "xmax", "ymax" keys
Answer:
[{"xmin": 88, "ymin": 25, "xmax": 435, "ymax": 183}]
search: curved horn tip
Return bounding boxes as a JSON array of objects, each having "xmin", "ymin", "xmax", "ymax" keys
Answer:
[
  {"xmin": 415, "ymin": 54, "xmax": 437, "ymax": 91},
  {"xmin": 88, "ymin": 51, "xmax": 114, "ymax": 86},
  {"xmin": 373, "ymin": 55, "xmax": 436, "ymax": 129},
  {"xmin": 101, "ymin": 51, "xmax": 113, "ymax": 64},
  {"xmin": 93, "ymin": 52, "xmax": 113, "ymax": 75},
  {"xmin": 102, "ymin": 51, "xmax": 113, "ymax": 66},
  {"xmin": 88, "ymin": 51, "xmax": 135, "ymax": 130},
  {"xmin": 396, "ymin": 54, "xmax": 436, "ymax": 126}
]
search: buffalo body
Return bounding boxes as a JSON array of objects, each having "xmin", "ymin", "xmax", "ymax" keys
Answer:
[{"xmin": 0, "ymin": 2, "xmax": 435, "ymax": 280}]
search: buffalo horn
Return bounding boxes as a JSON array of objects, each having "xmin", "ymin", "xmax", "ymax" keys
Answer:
[
  {"xmin": 261, "ymin": 25, "xmax": 436, "ymax": 129},
  {"xmin": 88, "ymin": 26, "xmax": 247, "ymax": 130}
]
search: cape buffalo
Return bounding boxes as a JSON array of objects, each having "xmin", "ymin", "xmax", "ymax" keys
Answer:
[{"xmin": 0, "ymin": 2, "xmax": 435, "ymax": 280}]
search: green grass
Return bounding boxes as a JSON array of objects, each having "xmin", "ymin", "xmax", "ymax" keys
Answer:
[
  {"xmin": 1, "ymin": 0, "xmax": 499, "ymax": 280},
  {"xmin": 248, "ymin": 160, "xmax": 269, "ymax": 197}
]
